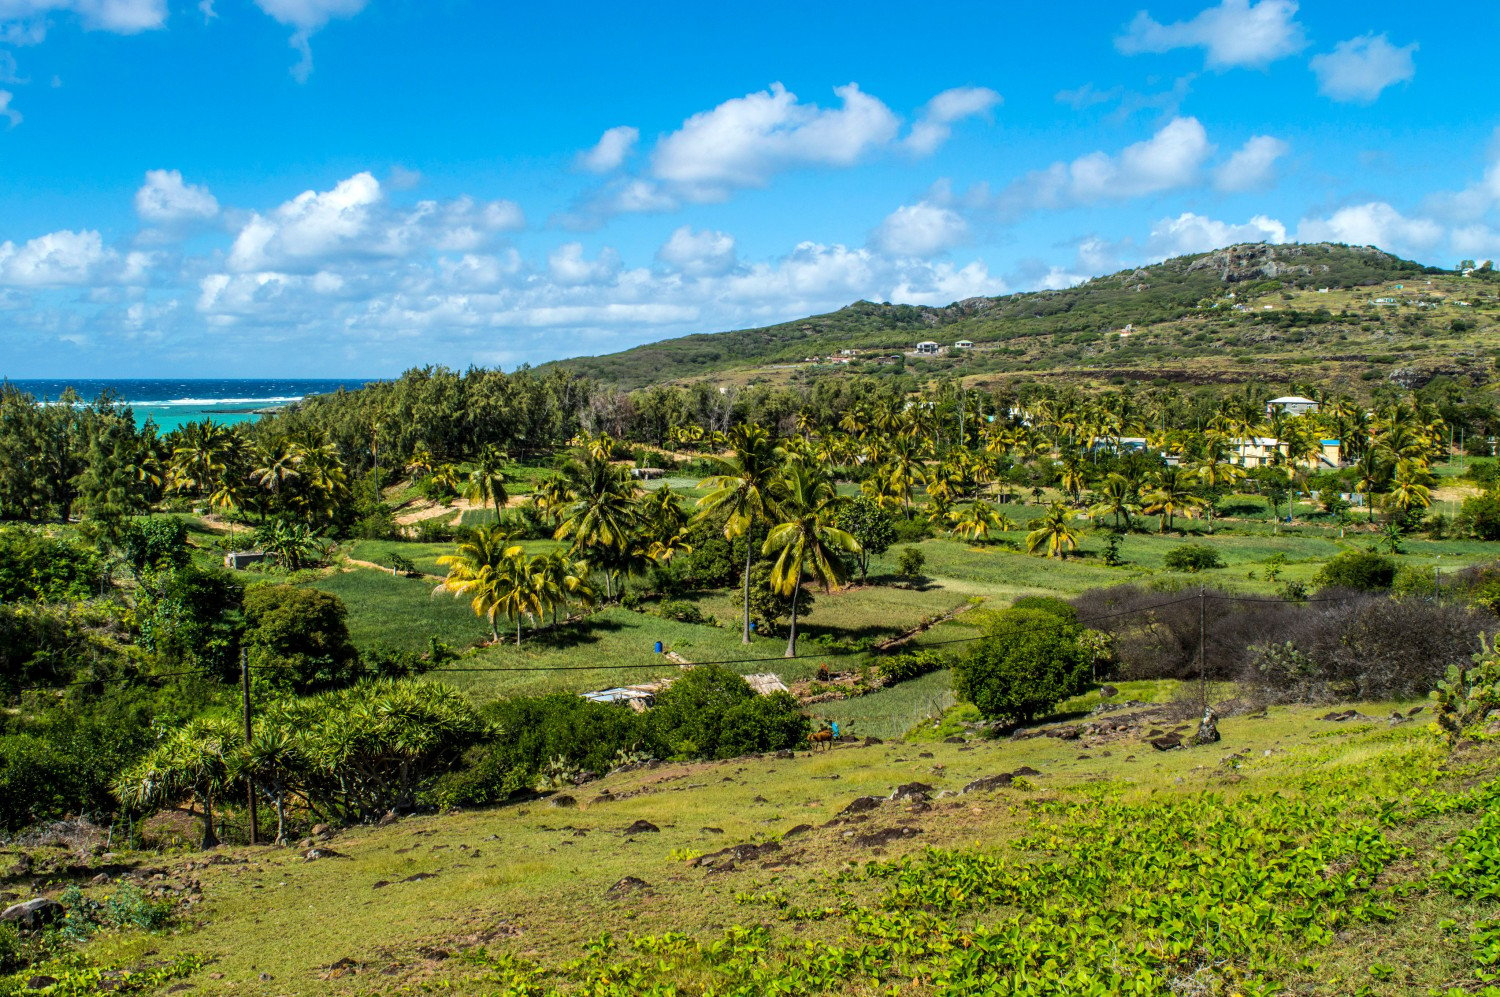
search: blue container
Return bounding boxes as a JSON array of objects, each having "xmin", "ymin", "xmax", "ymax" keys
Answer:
[
  {"xmin": 654, "ymin": 641, "xmax": 663, "ymax": 654},
  {"xmin": 749, "ymin": 621, "xmax": 757, "ymax": 633}
]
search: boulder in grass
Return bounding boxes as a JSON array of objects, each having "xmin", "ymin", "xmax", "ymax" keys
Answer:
[
  {"xmin": 963, "ymin": 773, "xmax": 1014, "ymax": 793},
  {"xmin": 1, "ymin": 898, "xmax": 65, "ymax": 932},
  {"xmin": 838, "ymin": 796, "xmax": 884, "ymax": 816}
]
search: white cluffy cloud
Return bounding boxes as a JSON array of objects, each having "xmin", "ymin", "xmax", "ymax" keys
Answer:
[
  {"xmin": 904, "ymin": 86, "xmax": 1001, "ymax": 155},
  {"xmin": 226, "ymin": 171, "xmax": 524, "ymax": 272},
  {"xmin": 0, "ymin": 228, "xmax": 149, "ymax": 287},
  {"xmin": 1116, "ymin": 0, "xmax": 1306, "ymax": 69},
  {"xmin": 1149, "ymin": 212, "xmax": 1288, "ymax": 255},
  {"xmin": 656, "ymin": 225, "xmax": 737, "ymax": 276},
  {"xmin": 1002, "ymin": 116, "xmax": 1214, "ymax": 215},
  {"xmin": 1214, "ymin": 134, "xmax": 1289, "ymax": 191},
  {"xmin": 1297, "ymin": 202, "xmax": 1443, "ymax": 249},
  {"xmin": 577, "ymin": 125, "xmax": 639, "ymax": 173},
  {"xmin": 873, "ymin": 201, "xmax": 969, "ymax": 256},
  {"xmin": 251, "ymin": 0, "xmax": 369, "ymax": 81},
  {"xmin": 1310, "ymin": 34, "xmax": 1417, "ymax": 103},
  {"xmin": 650, "ymin": 82, "xmax": 901, "ymax": 200},
  {"xmin": 134, "ymin": 169, "xmax": 219, "ymax": 224}
]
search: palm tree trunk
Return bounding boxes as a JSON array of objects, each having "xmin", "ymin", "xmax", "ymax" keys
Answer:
[
  {"xmin": 741, "ymin": 542, "xmax": 753, "ymax": 643},
  {"xmin": 784, "ymin": 584, "xmax": 800, "ymax": 658},
  {"xmin": 275, "ymin": 789, "xmax": 286, "ymax": 845},
  {"xmin": 516, "ymin": 616, "xmax": 523, "ymax": 646}
]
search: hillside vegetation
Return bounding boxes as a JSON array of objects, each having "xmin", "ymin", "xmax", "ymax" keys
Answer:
[{"xmin": 546, "ymin": 243, "xmax": 1498, "ymax": 391}]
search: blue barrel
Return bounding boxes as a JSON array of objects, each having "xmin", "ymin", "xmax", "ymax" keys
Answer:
[
  {"xmin": 749, "ymin": 621, "xmax": 757, "ymax": 633},
  {"xmin": 654, "ymin": 641, "xmax": 663, "ymax": 654}
]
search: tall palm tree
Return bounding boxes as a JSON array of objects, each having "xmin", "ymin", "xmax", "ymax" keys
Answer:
[
  {"xmin": 554, "ymin": 455, "xmax": 639, "ymax": 599},
  {"xmin": 696, "ymin": 425, "xmax": 783, "ymax": 643},
  {"xmin": 465, "ymin": 445, "xmax": 510, "ymax": 521},
  {"xmin": 1141, "ymin": 469, "xmax": 1206, "ymax": 533},
  {"xmin": 1088, "ymin": 473, "xmax": 1139, "ymax": 529},
  {"xmin": 1353, "ymin": 448, "xmax": 1385, "ymax": 524},
  {"xmin": 434, "ymin": 524, "xmax": 521, "ymax": 642},
  {"xmin": 1026, "ymin": 502, "xmax": 1082, "ymax": 559},
  {"xmin": 1385, "ymin": 459, "xmax": 1433, "ymax": 518},
  {"xmin": 762, "ymin": 464, "xmax": 860, "ymax": 657}
]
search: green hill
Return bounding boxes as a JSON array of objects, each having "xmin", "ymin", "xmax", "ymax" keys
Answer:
[{"xmin": 546, "ymin": 243, "xmax": 1500, "ymax": 390}]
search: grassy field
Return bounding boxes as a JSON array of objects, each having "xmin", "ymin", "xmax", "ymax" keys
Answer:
[
  {"xmin": 308, "ymin": 569, "xmax": 498, "ymax": 652},
  {"xmin": 59, "ymin": 697, "xmax": 1500, "ymax": 995}
]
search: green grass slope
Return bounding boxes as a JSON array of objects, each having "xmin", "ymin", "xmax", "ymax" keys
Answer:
[{"xmin": 58, "ymin": 698, "xmax": 1500, "ymax": 996}]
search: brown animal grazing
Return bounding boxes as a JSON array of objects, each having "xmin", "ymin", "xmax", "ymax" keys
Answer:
[{"xmin": 808, "ymin": 729, "xmax": 835, "ymax": 751}]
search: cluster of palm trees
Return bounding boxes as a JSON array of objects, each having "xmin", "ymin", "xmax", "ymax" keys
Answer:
[
  {"xmin": 434, "ymin": 527, "xmax": 595, "ymax": 645},
  {"xmin": 164, "ymin": 420, "xmax": 351, "ymax": 527}
]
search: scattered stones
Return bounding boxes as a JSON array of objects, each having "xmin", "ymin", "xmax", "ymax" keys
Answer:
[
  {"xmin": 89, "ymin": 873, "xmax": 110, "ymax": 886},
  {"xmin": 1045, "ymin": 726, "xmax": 1082, "ymax": 741},
  {"xmin": 963, "ymin": 773, "xmax": 1013, "ymax": 793},
  {"xmin": 943, "ymin": 736, "xmax": 966, "ymax": 744},
  {"xmin": 838, "ymin": 796, "xmax": 884, "ymax": 817},
  {"xmin": 1011, "ymin": 766, "xmax": 1041, "ymax": 777},
  {"xmin": 400, "ymin": 873, "xmax": 437, "ymax": 883},
  {"xmin": 853, "ymin": 826, "xmax": 923, "ymax": 849},
  {"xmin": 606, "ymin": 876, "xmax": 651, "ymax": 896},
  {"xmin": 1099, "ymin": 685, "xmax": 1119, "ymax": 698},
  {"xmin": 371, "ymin": 881, "xmax": 390, "ymax": 890},
  {"xmin": 1150, "ymin": 734, "xmax": 1183, "ymax": 751},
  {"xmin": 24, "ymin": 976, "xmax": 57, "ymax": 990},
  {"xmin": 309, "ymin": 823, "xmax": 332, "ymax": 838},
  {"xmin": 549, "ymin": 795, "xmax": 577, "ymax": 809},
  {"xmin": 752, "ymin": 796, "xmax": 770, "ymax": 804},
  {"xmin": 1318, "ymin": 709, "xmax": 1367, "ymax": 723},
  {"xmin": 1, "ymin": 898, "xmax": 65, "ymax": 932},
  {"xmin": 783, "ymin": 824, "xmax": 812, "ymax": 838},
  {"xmin": 889, "ymin": 782, "xmax": 934, "ymax": 803},
  {"xmin": 862, "ymin": 736, "xmax": 883, "ymax": 746},
  {"xmin": 775, "ymin": 749, "xmax": 795, "ymax": 760},
  {"xmin": 917, "ymin": 752, "xmax": 934, "ymax": 759},
  {"xmin": 700, "ymin": 826, "xmax": 724, "ymax": 835},
  {"xmin": 622, "ymin": 820, "xmax": 660, "ymax": 835},
  {"xmin": 377, "ymin": 811, "xmax": 399, "ymax": 827},
  {"xmin": 694, "ymin": 841, "xmax": 781, "ymax": 871},
  {"xmin": 303, "ymin": 847, "xmax": 347, "ymax": 861}
]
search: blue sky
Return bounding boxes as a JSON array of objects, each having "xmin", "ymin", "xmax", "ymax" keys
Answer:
[{"xmin": 0, "ymin": 0, "xmax": 1496, "ymax": 377}]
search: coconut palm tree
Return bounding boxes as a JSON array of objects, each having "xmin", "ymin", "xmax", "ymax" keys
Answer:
[
  {"xmin": 1141, "ymin": 469, "xmax": 1207, "ymax": 533},
  {"xmin": 434, "ymin": 524, "xmax": 521, "ymax": 642},
  {"xmin": 762, "ymin": 464, "xmax": 860, "ymax": 657},
  {"xmin": 1385, "ymin": 459, "xmax": 1433, "ymax": 518},
  {"xmin": 948, "ymin": 500, "xmax": 1015, "ymax": 543},
  {"xmin": 1088, "ymin": 473, "xmax": 1139, "ymax": 529},
  {"xmin": 1026, "ymin": 502, "xmax": 1082, "ymax": 559},
  {"xmin": 554, "ymin": 455, "xmax": 639, "ymax": 599},
  {"xmin": 465, "ymin": 445, "xmax": 509, "ymax": 521},
  {"xmin": 695, "ymin": 424, "xmax": 783, "ymax": 643},
  {"xmin": 1353, "ymin": 447, "xmax": 1386, "ymax": 524}
]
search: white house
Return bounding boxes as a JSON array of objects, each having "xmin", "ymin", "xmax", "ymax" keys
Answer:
[
  {"xmin": 954, "ymin": 339, "xmax": 974, "ymax": 349},
  {"xmin": 1266, "ymin": 395, "xmax": 1319, "ymax": 417},
  {"xmin": 915, "ymin": 340, "xmax": 940, "ymax": 355}
]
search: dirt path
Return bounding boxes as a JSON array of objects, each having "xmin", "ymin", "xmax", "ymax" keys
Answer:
[
  {"xmin": 874, "ymin": 599, "xmax": 977, "ymax": 652},
  {"xmin": 345, "ymin": 557, "xmax": 444, "ymax": 581}
]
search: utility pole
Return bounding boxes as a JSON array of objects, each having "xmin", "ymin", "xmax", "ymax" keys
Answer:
[
  {"xmin": 1200, "ymin": 584, "xmax": 1212, "ymax": 716},
  {"xmin": 241, "ymin": 649, "xmax": 258, "ymax": 846}
]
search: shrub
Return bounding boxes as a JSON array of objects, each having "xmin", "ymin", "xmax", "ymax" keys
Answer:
[
  {"xmin": 891, "ymin": 517, "xmax": 932, "ymax": 544},
  {"xmin": 242, "ymin": 584, "xmax": 360, "ymax": 692},
  {"xmin": 121, "ymin": 517, "xmax": 189, "ymax": 574},
  {"xmin": 1163, "ymin": 543, "xmax": 1225, "ymax": 573},
  {"xmin": 351, "ymin": 502, "xmax": 399, "ymax": 541},
  {"xmin": 656, "ymin": 599, "xmax": 706, "ymax": 624},
  {"xmin": 134, "ymin": 563, "xmax": 244, "ymax": 678},
  {"xmin": 1315, "ymin": 550, "xmax": 1396, "ymax": 592},
  {"xmin": 1011, "ymin": 595, "xmax": 1078, "ymax": 621},
  {"xmin": 1462, "ymin": 493, "xmax": 1500, "ymax": 541},
  {"xmin": 953, "ymin": 608, "xmax": 1090, "ymax": 728},
  {"xmin": 897, "ymin": 547, "xmax": 926, "ymax": 583},
  {"xmin": 646, "ymin": 665, "xmax": 808, "ymax": 759},
  {"xmin": 0, "ymin": 526, "xmax": 104, "ymax": 602},
  {"xmin": 1432, "ymin": 637, "xmax": 1500, "ymax": 745},
  {"xmin": 410, "ymin": 517, "xmax": 456, "ymax": 543},
  {"xmin": 833, "ymin": 497, "xmax": 895, "ymax": 581},
  {"xmin": 875, "ymin": 649, "xmax": 949, "ymax": 684}
]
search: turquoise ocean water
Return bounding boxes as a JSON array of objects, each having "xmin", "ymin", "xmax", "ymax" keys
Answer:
[{"xmin": 7, "ymin": 379, "xmax": 376, "ymax": 432}]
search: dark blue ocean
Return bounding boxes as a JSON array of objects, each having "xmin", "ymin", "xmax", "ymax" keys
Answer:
[{"xmin": 6, "ymin": 379, "xmax": 377, "ymax": 432}]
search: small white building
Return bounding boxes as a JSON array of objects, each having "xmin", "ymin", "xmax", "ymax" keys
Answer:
[
  {"xmin": 954, "ymin": 339, "xmax": 974, "ymax": 349},
  {"xmin": 1266, "ymin": 395, "xmax": 1319, "ymax": 417},
  {"xmin": 915, "ymin": 340, "xmax": 940, "ymax": 355}
]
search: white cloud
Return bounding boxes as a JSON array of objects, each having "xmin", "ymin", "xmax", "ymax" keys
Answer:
[
  {"xmin": 1310, "ymin": 34, "xmax": 1417, "ymax": 103},
  {"xmin": 0, "ymin": 229, "xmax": 114, "ymax": 286},
  {"xmin": 904, "ymin": 85, "xmax": 1001, "ymax": 155},
  {"xmin": 226, "ymin": 172, "xmax": 523, "ymax": 272},
  {"xmin": 656, "ymin": 225, "xmax": 737, "ymax": 276},
  {"xmin": 1000, "ymin": 116, "xmax": 1214, "ymax": 215},
  {"xmin": 547, "ymin": 242, "xmax": 622, "ymax": 286},
  {"xmin": 0, "ymin": 89, "xmax": 17, "ymax": 125},
  {"xmin": 251, "ymin": 0, "xmax": 368, "ymax": 81},
  {"xmin": 134, "ymin": 169, "xmax": 219, "ymax": 224},
  {"xmin": 0, "ymin": 0, "xmax": 167, "ymax": 38},
  {"xmin": 1116, "ymin": 0, "xmax": 1305, "ymax": 69},
  {"xmin": 1214, "ymin": 134, "xmax": 1288, "ymax": 191},
  {"xmin": 874, "ymin": 201, "xmax": 969, "ymax": 256},
  {"xmin": 578, "ymin": 125, "xmax": 639, "ymax": 173},
  {"xmin": 1297, "ymin": 202, "xmax": 1443, "ymax": 250},
  {"xmin": 1148, "ymin": 211, "xmax": 1288, "ymax": 256},
  {"xmin": 650, "ymin": 82, "xmax": 900, "ymax": 200}
]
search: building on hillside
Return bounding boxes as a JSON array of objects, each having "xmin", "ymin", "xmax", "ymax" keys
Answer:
[
  {"xmin": 1372, "ymin": 297, "xmax": 1397, "ymax": 306},
  {"xmin": 579, "ymin": 686, "xmax": 657, "ymax": 711},
  {"xmin": 954, "ymin": 339, "xmax": 974, "ymax": 349},
  {"xmin": 1229, "ymin": 437, "xmax": 1342, "ymax": 470},
  {"xmin": 1266, "ymin": 395, "xmax": 1319, "ymax": 416},
  {"xmin": 224, "ymin": 551, "xmax": 269, "ymax": 570},
  {"xmin": 631, "ymin": 467, "xmax": 666, "ymax": 480},
  {"xmin": 915, "ymin": 340, "xmax": 940, "ymax": 355}
]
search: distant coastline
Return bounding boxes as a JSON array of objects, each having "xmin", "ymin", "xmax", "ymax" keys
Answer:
[{"xmin": 5, "ymin": 378, "xmax": 377, "ymax": 432}]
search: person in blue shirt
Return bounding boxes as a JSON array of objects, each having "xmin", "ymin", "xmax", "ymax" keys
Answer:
[{"xmin": 830, "ymin": 721, "xmax": 840, "ymax": 740}]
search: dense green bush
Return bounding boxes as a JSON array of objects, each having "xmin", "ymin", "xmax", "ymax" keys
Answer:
[
  {"xmin": 135, "ymin": 564, "xmax": 243, "ymax": 678},
  {"xmin": 834, "ymin": 496, "xmax": 895, "ymax": 581},
  {"xmin": 1462, "ymin": 493, "xmax": 1500, "ymax": 541},
  {"xmin": 646, "ymin": 666, "xmax": 808, "ymax": 760},
  {"xmin": 120, "ymin": 517, "xmax": 189, "ymax": 574},
  {"xmin": 0, "ymin": 526, "xmax": 104, "ymax": 602},
  {"xmin": 875, "ymin": 649, "xmax": 949, "ymax": 684},
  {"xmin": 242, "ymin": 584, "xmax": 360, "ymax": 692},
  {"xmin": 1010, "ymin": 595, "xmax": 1078, "ymax": 620},
  {"xmin": 954, "ymin": 608, "xmax": 1090, "ymax": 728},
  {"xmin": 1163, "ymin": 544, "xmax": 1225, "ymax": 573},
  {"xmin": 1315, "ymin": 550, "xmax": 1396, "ymax": 592}
]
